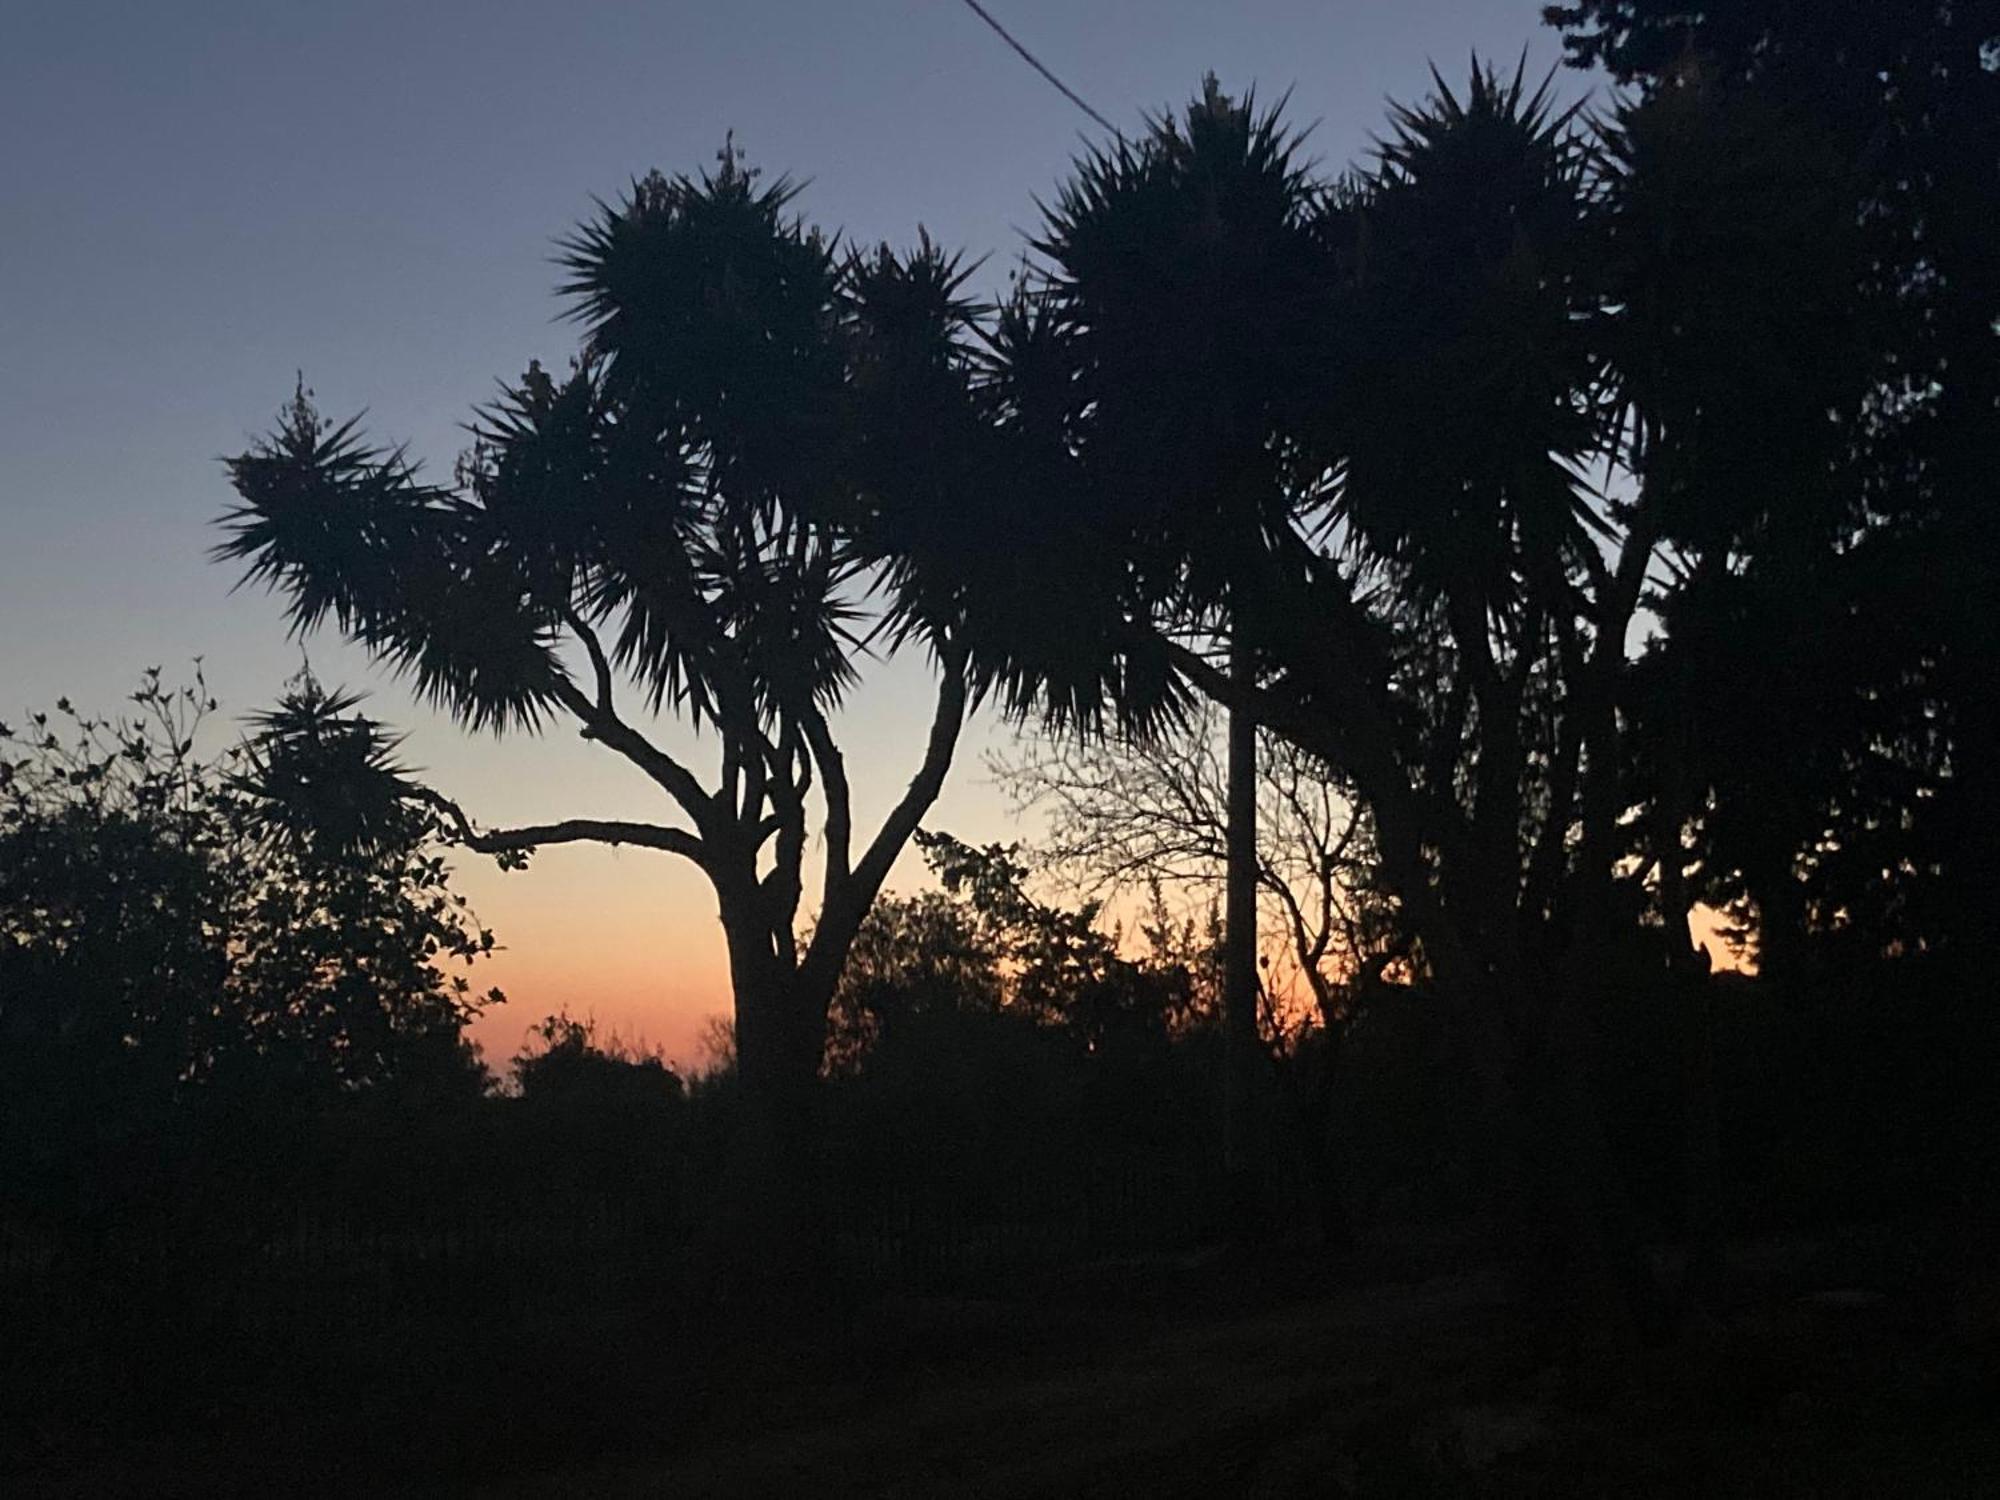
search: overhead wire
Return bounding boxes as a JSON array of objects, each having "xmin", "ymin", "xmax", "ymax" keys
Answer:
[{"xmin": 954, "ymin": 0, "xmax": 1122, "ymax": 139}]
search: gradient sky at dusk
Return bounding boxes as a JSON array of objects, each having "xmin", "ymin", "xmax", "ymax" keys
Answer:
[{"xmin": 2, "ymin": 1, "xmax": 1585, "ymax": 1069}]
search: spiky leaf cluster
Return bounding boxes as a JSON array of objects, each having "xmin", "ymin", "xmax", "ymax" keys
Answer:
[
  {"xmin": 220, "ymin": 154, "xmax": 988, "ymax": 738},
  {"xmin": 1323, "ymin": 62, "xmax": 1606, "ymax": 615}
]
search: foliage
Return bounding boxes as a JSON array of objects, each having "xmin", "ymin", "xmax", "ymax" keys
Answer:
[
  {"xmin": 512, "ymin": 1009, "xmax": 683, "ymax": 1108},
  {"xmin": 914, "ymin": 830, "xmax": 1208, "ymax": 1044},
  {"xmin": 1546, "ymin": 0, "xmax": 1999, "ymax": 972},
  {"xmin": 862, "ymin": 48, "xmax": 1987, "ymax": 1026},
  {"xmin": 823, "ymin": 890, "xmax": 1001, "ymax": 1075},
  {"xmin": 215, "ymin": 146, "xmax": 981, "ymax": 1122},
  {"xmin": 0, "ymin": 668, "xmax": 497, "ymax": 1194}
]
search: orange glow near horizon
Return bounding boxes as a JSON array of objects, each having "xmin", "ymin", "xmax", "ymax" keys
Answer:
[
  {"xmin": 455, "ymin": 833, "xmax": 1758, "ymax": 1082},
  {"xmin": 446, "ymin": 688, "xmax": 1015, "ymax": 1077},
  {"xmin": 455, "ymin": 843, "xmax": 732, "ymax": 1074}
]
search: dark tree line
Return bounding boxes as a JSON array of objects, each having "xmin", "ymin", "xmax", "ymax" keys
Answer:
[
  {"xmin": 9, "ymin": 8, "xmax": 1997, "ymax": 1490},
  {"xmin": 1548, "ymin": 0, "xmax": 1998, "ymax": 977}
]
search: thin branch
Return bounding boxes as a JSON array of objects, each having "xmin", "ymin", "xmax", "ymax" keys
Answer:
[
  {"xmin": 547, "ymin": 676, "xmax": 718, "ymax": 834},
  {"xmin": 802, "ymin": 646, "xmax": 969, "ymax": 996},
  {"xmin": 801, "ymin": 704, "xmax": 852, "ymax": 887},
  {"xmin": 849, "ymin": 647, "xmax": 969, "ymax": 902},
  {"xmin": 760, "ymin": 715, "xmax": 811, "ymax": 960},
  {"xmin": 415, "ymin": 787, "xmax": 707, "ymax": 866},
  {"xmin": 561, "ymin": 605, "xmax": 617, "ymax": 717}
]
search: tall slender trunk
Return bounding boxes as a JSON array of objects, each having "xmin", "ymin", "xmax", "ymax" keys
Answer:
[{"xmin": 1222, "ymin": 637, "xmax": 1264, "ymax": 1236}]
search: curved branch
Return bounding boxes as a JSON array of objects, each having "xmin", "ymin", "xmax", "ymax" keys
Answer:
[
  {"xmin": 561, "ymin": 605, "xmax": 618, "ymax": 717},
  {"xmin": 850, "ymin": 647, "xmax": 969, "ymax": 903},
  {"xmin": 415, "ymin": 787, "xmax": 707, "ymax": 867},
  {"xmin": 802, "ymin": 646, "xmax": 969, "ymax": 996},
  {"xmin": 800, "ymin": 704, "xmax": 852, "ymax": 887},
  {"xmin": 547, "ymin": 676, "xmax": 718, "ymax": 832}
]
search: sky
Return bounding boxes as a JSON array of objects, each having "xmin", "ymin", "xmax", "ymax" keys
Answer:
[{"xmin": 1, "ymin": 0, "xmax": 1588, "ymax": 1071}]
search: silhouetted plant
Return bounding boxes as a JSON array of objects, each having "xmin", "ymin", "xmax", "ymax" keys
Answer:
[
  {"xmin": 0, "ymin": 667, "xmax": 497, "ymax": 1280},
  {"xmin": 0, "ymin": 668, "xmax": 494, "ymax": 1100},
  {"xmin": 215, "ymin": 150, "xmax": 994, "ymax": 1253},
  {"xmin": 513, "ymin": 1010, "xmax": 683, "ymax": 1108},
  {"xmin": 996, "ymin": 699, "xmax": 1400, "ymax": 1035},
  {"xmin": 847, "ymin": 61, "xmax": 1930, "ymax": 1319},
  {"xmin": 1549, "ymin": 0, "xmax": 1997, "ymax": 977}
]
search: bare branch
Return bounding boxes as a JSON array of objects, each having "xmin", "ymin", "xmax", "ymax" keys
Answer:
[
  {"xmin": 849, "ymin": 647, "xmax": 969, "ymax": 903},
  {"xmin": 546, "ymin": 676, "xmax": 718, "ymax": 833},
  {"xmin": 802, "ymin": 646, "xmax": 969, "ymax": 996},
  {"xmin": 760, "ymin": 716, "xmax": 811, "ymax": 961},
  {"xmin": 561, "ymin": 605, "xmax": 617, "ymax": 718},
  {"xmin": 414, "ymin": 786, "xmax": 708, "ymax": 866},
  {"xmin": 801, "ymin": 703, "xmax": 852, "ymax": 888}
]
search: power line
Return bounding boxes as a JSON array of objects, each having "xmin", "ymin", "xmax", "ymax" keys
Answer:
[{"xmin": 955, "ymin": 0, "xmax": 1121, "ymax": 138}]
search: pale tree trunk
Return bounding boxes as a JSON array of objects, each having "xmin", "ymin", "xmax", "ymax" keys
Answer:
[{"xmin": 1222, "ymin": 639, "xmax": 1266, "ymax": 1239}]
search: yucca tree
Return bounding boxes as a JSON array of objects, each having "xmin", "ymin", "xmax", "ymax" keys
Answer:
[
  {"xmin": 939, "ymin": 78, "xmax": 1328, "ymax": 1214},
  {"xmin": 889, "ymin": 64, "xmax": 1805, "ymax": 1317},
  {"xmin": 217, "ymin": 153, "xmax": 985, "ymax": 1246},
  {"xmin": 951, "ymin": 67, "xmax": 1606, "ymax": 1089},
  {"xmin": 862, "ymin": 80, "xmax": 1327, "ymax": 734}
]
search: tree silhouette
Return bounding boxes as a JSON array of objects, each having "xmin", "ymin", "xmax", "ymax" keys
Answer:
[
  {"xmin": 863, "ymin": 61, "xmax": 1907, "ymax": 1321},
  {"xmin": 939, "ymin": 77, "xmax": 1325, "ymax": 1219},
  {"xmin": 216, "ymin": 154, "xmax": 986, "ymax": 1256},
  {"xmin": 1549, "ymin": 0, "xmax": 1999, "ymax": 976},
  {"xmin": 823, "ymin": 888, "xmax": 1002, "ymax": 1077},
  {"xmin": 915, "ymin": 830, "xmax": 1206, "ymax": 1046},
  {"xmin": 0, "ymin": 670, "xmax": 495, "ymax": 1098},
  {"xmin": 996, "ymin": 701, "xmax": 1397, "ymax": 1036},
  {"xmin": 0, "ymin": 668, "xmax": 496, "ymax": 1276}
]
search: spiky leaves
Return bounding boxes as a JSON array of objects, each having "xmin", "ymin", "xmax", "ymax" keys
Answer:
[
  {"xmin": 1323, "ymin": 61, "xmax": 1603, "ymax": 619},
  {"xmin": 905, "ymin": 79, "xmax": 1325, "ymax": 738},
  {"xmin": 236, "ymin": 673, "xmax": 429, "ymax": 867},
  {"xmin": 558, "ymin": 156, "xmax": 846, "ymax": 517},
  {"xmin": 218, "ymin": 383, "xmax": 564, "ymax": 734},
  {"xmin": 1038, "ymin": 78, "xmax": 1327, "ymax": 601},
  {"xmin": 221, "ymin": 160, "xmax": 985, "ymax": 743},
  {"xmin": 847, "ymin": 235, "xmax": 1181, "ymax": 736}
]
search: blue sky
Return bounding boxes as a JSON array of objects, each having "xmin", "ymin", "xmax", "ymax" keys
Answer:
[{"xmin": 0, "ymin": 0, "xmax": 1584, "ymax": 1064}]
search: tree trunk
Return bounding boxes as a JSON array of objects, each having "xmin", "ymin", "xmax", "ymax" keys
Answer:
[
  {"xmin": 1222, "ymin": 640, "xmax": 1265, "ymax": 1239},
  {"xmin": 699, "ymin": 916, "xmax": 830, "ymax": 1309}
]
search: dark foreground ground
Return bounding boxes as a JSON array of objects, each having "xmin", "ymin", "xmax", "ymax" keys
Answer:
[{"xmin": 16, "ymin": 1225, "xmax": 2000, "ymax": 1497}]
